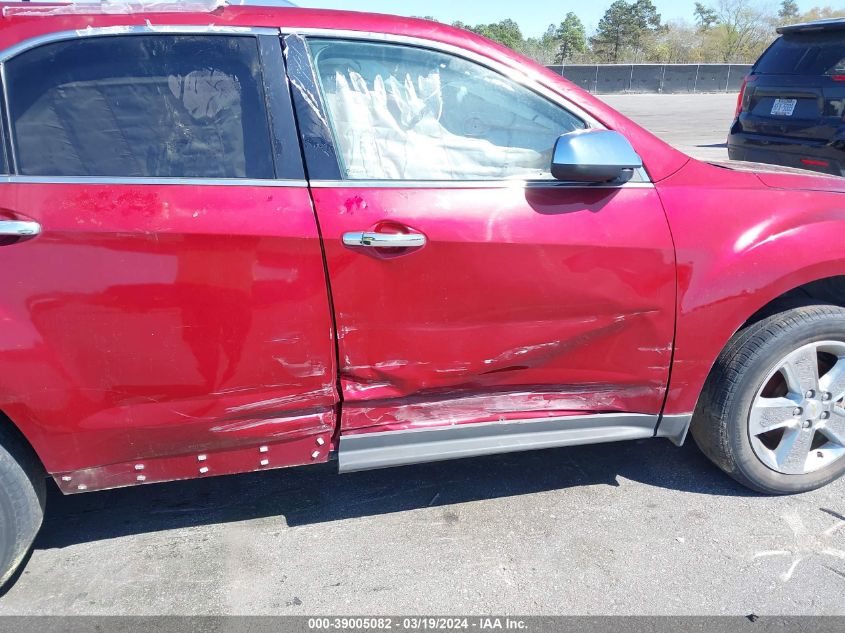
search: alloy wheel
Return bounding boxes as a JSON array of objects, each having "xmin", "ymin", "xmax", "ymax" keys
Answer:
[{"xmin": 749, "ymin": 341, "xmax": 845, "ymax": 475}]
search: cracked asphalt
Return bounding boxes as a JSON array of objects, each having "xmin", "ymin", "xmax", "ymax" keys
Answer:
[{"xmin": 2, "ymin": 93, "xmax": 843, "ymax": 616}]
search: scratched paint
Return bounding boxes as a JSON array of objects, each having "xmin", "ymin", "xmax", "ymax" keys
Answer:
[
  {"xmin": 52, "ymin": 413, "xmax": 335, "ymax": 494},
  {"xmin": 225, "ymin": 387, "xmax": 336, "ymax": 415},
  {"xmin": 337, "ymin": 310, "xmax": 671, "ymax": 430},
  {"xmin": 311, "ymin": 182, "xmax": 676, "ymax": 436},
  {"xmin": 210, "ymin": 412, "xmax": 334, "ymax": 438},
  {"xmin": 343, "ymin": 386, "xmax": 658, "ymax": 434},
  {"xmin": 0, "ymin": 179, "xmax": 337, "ymax": 474}
]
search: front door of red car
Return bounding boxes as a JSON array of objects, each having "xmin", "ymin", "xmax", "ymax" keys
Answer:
[
  {"xmin": 0, "ymin": 30, "xmax": 337, "ymax": 487},
  {"xmin": 293, "ymin": 37, "xmax": 676, "ymax": 439}
]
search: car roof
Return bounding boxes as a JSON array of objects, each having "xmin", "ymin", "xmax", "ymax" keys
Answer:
[
  {"xmin": 0, "ymin": 2, "xmax": 466, "ymax": 47},
  {"xmin": 777, "ymin": 17, "xmax": 845, "ymax": 35},
  {"xmin": 0, "ymin": 0, "xmax": 298, "ymax": 14}
]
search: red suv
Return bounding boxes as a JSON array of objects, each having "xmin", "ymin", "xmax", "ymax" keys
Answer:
[{"xmin": 0, "ymin": 1, "xmax": 844, "ymax": 585}]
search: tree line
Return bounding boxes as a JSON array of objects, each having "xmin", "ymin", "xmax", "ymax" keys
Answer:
[{"xmin": 419, "ymin": 0, "xmax": 845, "ymax": 65}]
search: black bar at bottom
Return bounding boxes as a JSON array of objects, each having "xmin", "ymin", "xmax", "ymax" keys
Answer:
[{"xmin": 0, "ymin": 616, "xmax": 842, "ymax": 633}]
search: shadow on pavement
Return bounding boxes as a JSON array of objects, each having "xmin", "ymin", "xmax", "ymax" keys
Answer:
[{"xmin": 31, "ymin": 437, "xmax": 756, "ymax": 553}]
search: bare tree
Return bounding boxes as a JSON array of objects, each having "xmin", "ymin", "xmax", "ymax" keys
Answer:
[
  {"xmin": 701, "ymin": 0, "xmax": 773, "ymax": 62},
  {"xmin": 642, "ymin": 20, "xmax": 705, "ymax": 63},
  {"xmin": 799, "ymin": 6, "xmax": 845, "ymax": 21}
]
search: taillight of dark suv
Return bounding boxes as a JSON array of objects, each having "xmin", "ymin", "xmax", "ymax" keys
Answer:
[{"xmin": 727, "ymin": 19, "xmax": 845, "ymax": 176}]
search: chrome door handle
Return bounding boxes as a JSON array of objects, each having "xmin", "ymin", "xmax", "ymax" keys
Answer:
[
  {"xmin": 0, "ymin": 220, "xmax": 41, "ymax": 237},
  {"xmin": 343, "ymin": 232, "xmax": 426, "ymax": 249}
]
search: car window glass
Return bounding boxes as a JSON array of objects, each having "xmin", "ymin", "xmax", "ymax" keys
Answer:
[
  {"xmin": 308, "ymin": 39, "xmax": 586, "ymax": 181},
  {"xmin": 756, "ymin": 33, "xmax": 845, "ymax": 76},
  {"xmin": 6, "ymin": 35, "xmax": 274, "ymax": 179}
]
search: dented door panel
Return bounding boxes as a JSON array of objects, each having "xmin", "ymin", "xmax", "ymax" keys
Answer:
[
  {"xmin": 311, "ymin": 184, "xmax": 676, "ymax": 435},
  {"xmin": 0, "ymin": 183, "xmax": 338, "ymax": 479}
]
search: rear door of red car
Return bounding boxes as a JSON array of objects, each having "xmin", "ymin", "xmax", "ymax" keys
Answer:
[
  {"xmin": 0, "ymin": 28, "xmax": 337, "ymax": 489},
  {"xmin": 286, "ymin": 33, "xmax": 677, "ymax": 462}
]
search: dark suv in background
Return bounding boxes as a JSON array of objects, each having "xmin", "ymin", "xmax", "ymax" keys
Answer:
[{"xmin": 728, "ymin": 18, "xmax": 845, "ymax": 176}]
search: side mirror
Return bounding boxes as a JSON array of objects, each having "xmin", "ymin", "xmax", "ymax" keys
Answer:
[{"xmin": 551, "ymin": 129, "xmax": 643, "ymax": 183}]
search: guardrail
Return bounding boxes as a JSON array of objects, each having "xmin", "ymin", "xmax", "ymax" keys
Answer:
[{"xmin": 547, "ymin": 63, "xmax": 752, "ymax": 94}]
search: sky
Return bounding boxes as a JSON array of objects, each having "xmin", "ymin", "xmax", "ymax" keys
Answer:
[{"xmin": 289, "ymin": 0, "xmax": 823, "ymax": 36}]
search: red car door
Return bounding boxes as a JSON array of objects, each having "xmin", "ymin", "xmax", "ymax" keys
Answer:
[
  {"xmin": 0, "ymin": 30, "xmax": 337, "ymax": 491},
  {"xmin": 291, "ymin": 36, "xmax": 676, "ymax": 459}
]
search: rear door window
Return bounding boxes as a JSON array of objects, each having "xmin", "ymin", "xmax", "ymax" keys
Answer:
[
  {"xmin": 755, "ymin": 33, "xmax": 845, "ymax": 76},
  {"xmin": 5, "ymin": 35, "xmax": 275, "ymax": 179}
]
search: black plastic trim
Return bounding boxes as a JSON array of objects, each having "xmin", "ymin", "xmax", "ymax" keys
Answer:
[
  {"xmin": 257, "ymin": 34, "xmax": 306, "ymax": 181},
  {"xmin": 282, "ymin": 34, "xmax": 342, "ymax": 182},
  {"xmin": 777, "ymin": 18, "xmax": 845, "ymax": 35},
  {"xmin": 0, "ymin": 76, "xmax": 9, "ymax": 176}
]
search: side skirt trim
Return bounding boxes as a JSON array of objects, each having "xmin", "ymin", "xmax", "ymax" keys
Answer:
[{"xmin": 338, "ymin": 413, "xmax": 659, "ymax": 474}]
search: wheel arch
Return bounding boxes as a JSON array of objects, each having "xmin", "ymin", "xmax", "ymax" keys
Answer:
[
  {"xmin": 0, "ymin": 409, "xmax": 46, "ymax": 480},
  {"xmin": 670, "ymin": 271, "xmax": 845, "ymax": 421},
  {"xmin": 740, "ymin": 276, "xmax": 845, "ymax": 328}
]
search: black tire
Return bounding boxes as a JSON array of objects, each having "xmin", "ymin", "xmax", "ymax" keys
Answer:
[
  {"xmin": 0, "ymin": 426, "xmax": 45, "ymax": 587},
  {"xmin": 692, "ymin": 304, "xmax": 845, "ymax": 495}
]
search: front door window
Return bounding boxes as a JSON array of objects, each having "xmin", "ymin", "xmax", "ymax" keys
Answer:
[{"xmin": 309, "ymin": 39, "xmax": 586, "ymax": 181}]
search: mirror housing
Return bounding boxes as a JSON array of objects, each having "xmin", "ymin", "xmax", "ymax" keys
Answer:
[{"xmin": 551, "ymin": 129, "xmax": 644, "ymax": 183}]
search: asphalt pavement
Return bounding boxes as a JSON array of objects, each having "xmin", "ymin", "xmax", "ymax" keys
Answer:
[
  {"xmin": 1, "ymin": 93, "xmax": 842, "ymax": 616},
  {"xmin": 602, "ymin": 93, "xmax": 735, "ymax": 162}
]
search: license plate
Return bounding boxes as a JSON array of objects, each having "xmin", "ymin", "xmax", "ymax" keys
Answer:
[{"xmin": 771, "ymin": 98, "xmax": 797, "ymax": 117}]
